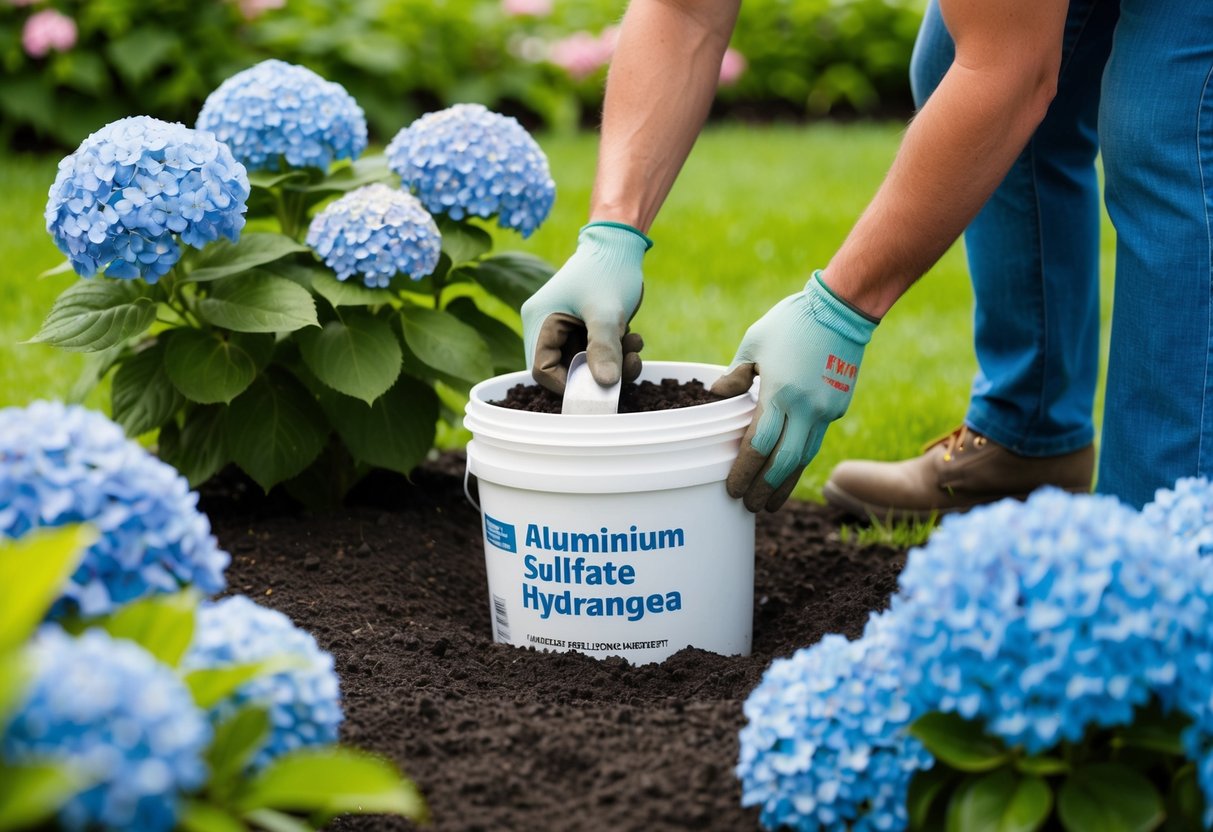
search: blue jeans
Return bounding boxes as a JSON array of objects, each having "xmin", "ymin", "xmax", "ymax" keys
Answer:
[{"xmin": 910, "ymin": 0, "xmax": 1213, "ymax": 508}]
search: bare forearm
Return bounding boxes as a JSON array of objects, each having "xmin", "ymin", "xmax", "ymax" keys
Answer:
[
  {"xmin": 590, "ymin": 0, "xmax": 741, "ymax": 232},
  {"xmin": 825, "ymin": 1, "xmax": 1066, "ymax": 318}
]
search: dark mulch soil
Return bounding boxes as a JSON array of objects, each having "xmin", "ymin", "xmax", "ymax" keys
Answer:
[
  {"xmin": 491, "ymin": 378, "xmax": 730, "ymax": 414},
  {"xmin": 202, "ymin": 454, "xmax": 904, "ymax": 832}
]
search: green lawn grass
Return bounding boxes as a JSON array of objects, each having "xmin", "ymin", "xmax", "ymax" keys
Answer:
[{"xmin": 0, "ymin": 123, "xmax": 1115, "ymax": 503}]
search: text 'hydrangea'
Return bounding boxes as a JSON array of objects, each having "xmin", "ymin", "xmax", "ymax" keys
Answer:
[
  {"xmin": 386, "ymin": 103, "xmax": 555, "ymax": 237},
  {"xmin": 0, "ymin": 401, "xmax": 229, "ymax": 617},
  {"xmin": 1, "ymin": 627, "xmax": 210, "ymax": 832},
  {"xmin": 44, "ymin": 116, "xmax": 249, "ymax": 282},
  {"xmin": 886, "ymin": 489, "xmax": 1198, "ymax": 755},
  {"xmin": 305, "ymin": 183, "xmax": 441, "ymax": 288},
  {"xmin": 184, "ymin": 595, "xmax": 342, "ymax": 770},
  {"xmin": 737, "ymin": 613, "xmax": 933, "ymax": 832},
  {"xmin": 197, "ymin": 59, "xmax": 368, "ymax": 172}
]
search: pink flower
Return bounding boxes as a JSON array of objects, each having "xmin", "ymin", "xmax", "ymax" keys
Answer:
[
  {"xmin": 502, "ymin": 0, "xmax": 551, "ymax": 17},
  {"xmin": 21, "ymin": 9, "xmax": 76, "ymax": 59},
  {"xmin": 719, "ymin": 47, "xmax": 747, "ymax": 86},
  {"xmin": 548, "ymin": 29, "xmax": 616, "ymax": 81},
  {"xmin": 231, "ymin": 0, "xmax": 285, "ymax": 20}
]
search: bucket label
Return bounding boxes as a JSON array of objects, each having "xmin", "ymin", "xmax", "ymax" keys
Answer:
[
  {"xmin": 484, "ymin": 514, "xmax": 517, "ymax": 553},
  {"xmin": 519, "ymin": 523, "xmax": 683, "ymax": 624}
]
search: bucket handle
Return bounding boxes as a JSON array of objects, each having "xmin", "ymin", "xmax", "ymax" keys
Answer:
[{"xmin": 463, "ymin": 463, "xmax": 482, "ymax": 514}]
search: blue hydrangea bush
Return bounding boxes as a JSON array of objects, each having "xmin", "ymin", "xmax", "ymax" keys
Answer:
[
  {"xmin": 0, "ymin": 519, "xmax": 425, "ymax": 830},
  {"xmin": 0, "ymin": 400, "xmax": 228, "ymax": 618},
  {"xmin": 32, "ymin": 58, "xmax": 556, "ymax": 504},
  {"xmin": 738, "ymin": 483, "xmax": 1213, "ymax": 831},
  {"xmin": 185, "ymin": 595, "xmax": 343, "ymax": 770}
]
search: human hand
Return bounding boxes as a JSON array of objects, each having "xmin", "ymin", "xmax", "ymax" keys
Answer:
[
  {"xmin": 521, "ymin": 222, "xmax": 650, "ymax": 393},
  {"xmin": 711, "ymin": 272, "xmax": 878, "ymax": 512}
]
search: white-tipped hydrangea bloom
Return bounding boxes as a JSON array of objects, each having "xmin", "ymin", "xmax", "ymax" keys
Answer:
[
  {"xmin": 386, "ymin": 103, "xmax": 555, "ymax": 237},
  {"xmin": 45, "ymin": 116, "xmax": 248, "ymax": 281},
  {"xmin": 305, "ymin": 183, "xmax": 441, "ymax": 288},
  {"xmin": 0, "ymin": 401, "xmax": 228, "ymax": 618},
  {"xmin": 737, "ymin": 613, "xmax": 933, "ymax": 832},
  {"xmin": 886, "ymin": 489, "xmax": 1197, "ymax": 755},
  {"xmin": 1143, "ymin": 477, "xmax": 1213, "ymax": 558},
  {"xmin": 2, "ymin": 627, "xmax": 210, "ymax": 832},
  {"xmin": 184, "ymin": 595, "xmax": 342, "ymax": 770},
  {"xmin": 197, "ymin": 59, "xmax": 368, "ymax": 172}
]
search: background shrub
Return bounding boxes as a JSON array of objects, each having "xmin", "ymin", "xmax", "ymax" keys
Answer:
[{"xmin": 3, "ymin": 0, "xmax": 926, "ymax": 151}]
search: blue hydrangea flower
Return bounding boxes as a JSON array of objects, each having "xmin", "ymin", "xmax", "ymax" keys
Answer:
[
  {"xmin": 1143, "ymin": 477, "xmax": 1213, "ymax": 558},
  {"xmin": 2, "ymin": 627, "xmax": 210, "ymax": 832},
  {"xmin": 1174, "ymin": 557, "xmax": 1213, "ymax": 829},
  {"xmin": 0, "ymin": 401, "xmax": 228, "ymax": 617},
  {"xmin": 737, "ymin": 613, "xmax": 933, "ymax": 832},
  {"xmin": 386, "ymin": 103, "xmax": 555, "ymax": 237},
  {"xmin": 886, "ymin": 489, "xmax": 1197, "ymax": 755},
  {"xmin": 183, "ymin": 595, "xmax": 342, "ymax": 770},
  {"xmin": 45, "ymin": 116, "xmax": 249, "ymax": 282},
  {"xmin": 305, "ymin": 183, "xmax": 441, "ymax": 288},
  {"xmin": 197, "ymin": 59, "xmax": 368, "ymax": 172}
]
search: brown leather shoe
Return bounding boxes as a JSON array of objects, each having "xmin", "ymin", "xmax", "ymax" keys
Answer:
[{"xmin": 822, "ymin": 425, "xmax": 1094, "ymax": 522}]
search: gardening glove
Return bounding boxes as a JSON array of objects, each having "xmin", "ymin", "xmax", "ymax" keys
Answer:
[
  {"xmin": 711, "ymin": 271, "xmax": 878, "ymax": 512},
  {"xmin": 521, "ymin": 221, "xmax": 651, "ymax": 394}
]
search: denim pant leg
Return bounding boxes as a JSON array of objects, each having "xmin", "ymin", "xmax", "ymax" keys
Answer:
[
  {"xmin": 1097, "ymin": 1, "xmax": 1213, "ymax": 508},
  {"xmin": 909, "ymin": 0, "xmax": 1115, "ymax": 457}
]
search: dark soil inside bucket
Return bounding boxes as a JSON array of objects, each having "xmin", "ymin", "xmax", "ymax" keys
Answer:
[
  {"xmin": 201, "ymin": 453, "xmax": 905, "ymax": 832},
  {"xmin": 491, "ymin": 377, "xmax": 730, "ymax": 414}
]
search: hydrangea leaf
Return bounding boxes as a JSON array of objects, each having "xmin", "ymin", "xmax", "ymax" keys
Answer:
[
  {"xmin": 0, "ymin": 762, "xmax": 90, "ymax": 831},
  {"xmin": 98, "ymin": 590, "xmax": 198, "ymax": 667},
  {"xmin": 399, "ymin": 304, "xmax": 493, "ymax": 385},
  {"xmin": 165, "ymin": 330, "xmax": 262, "ymax": 404},
  {"xmin": 196, "ymin": 274, "xmax": 319, "ymax": 334},
  {"xmin": 1015, "ymin": 756, "xmax": 1071, "ymax": 776},
  {"xmin": 907, "ymin": 765, "xmax": 958, "ymax": 829},
  {"xmin": 0, "ymin": 527, "xmax": 92, "ymax": 652},
  {"xmin": 186, "ymin": 233, "xmax": 311, "ymax": 284},
  {"xmin": 321, "ymin": 375, "xmax": 438, "ymax": 476},
  {"xmin": 301, "ymin": 155, "xmax": 393, "ymax": 196},
  {"xmin": 1057, "ymin": 764, "xmax": 1164, "ymax": 832},
  {"xmin": 186, "ymin": 658, "xmax": 303, "ymax": 711},
  {"xmin": 946, "ymin": 769, "xmax": 1051, "ymax": 832},
  {"xmin": 247, "ymin": 170, "xmax": 311, "ymax": 191},
  {"xmin": 111, "ymin": 339, "xmax": 185, "ymax": 437},
  {"xmin": 299, "ymin": 312, "xmax": 402, "ymax": 405},
  {"xmin": 202, "ymin": 707, "xmax": 272, "ymax": 801},
  {"xmin": 242, "ymin": 809, "xmax": 315, "ymax": 832},
  {"xmin": 235, "ymin": 748, "xmax": 427, "ymax": 821},
  {"xmin": 178, "ymin": 801, "xmax": 248, "ymax": 832},
  {"xmin": 445, "ymin": 296, "xmax": 524, "ymax": 373},
  {"xmin": 227, "ymin": 371, "xmax": 328, "ymax": 492},
  {"xmin": 911, "ymin": 712, "xmax": 1012, "ymax": 773},
  {"xmin": 1114, "ymin": 707, "xmax": 1188, "ymax": 756},
  {"xmin": 0, "ymin": 654, "xmax": 27, "ymax": 720},
  {"xmin": 27, "ymin": 279, "xmax": 157, "ymax": 353},
  {"xmin": 158, "ymin": 405, "xmax": 230, "ymax": 488},
  {"xmin": 437, "ymin": 217, "xmax": 492, "ymax": 268},
  {"xmin": 457, "ymin": 251, "xmax": 554, "ymax": 311},
  {"xmin": 309, "ymin": 269, "xmax": 394, "ymax": 308}
]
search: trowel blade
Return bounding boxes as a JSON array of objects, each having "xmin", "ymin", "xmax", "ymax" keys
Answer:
[{"xmin": 560, "ymin": 351, "xmax": 622, "ymax": 415}]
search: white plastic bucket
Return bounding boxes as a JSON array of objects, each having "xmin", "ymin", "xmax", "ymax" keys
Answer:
[{"xmin": 464, "ymin": 361, "xmax": 758, "ymax": 665}]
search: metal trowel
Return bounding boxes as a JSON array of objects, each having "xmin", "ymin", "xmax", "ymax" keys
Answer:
[{"xmin": 560, "ymin": 351, "xmax": 622, "ymax": 415}]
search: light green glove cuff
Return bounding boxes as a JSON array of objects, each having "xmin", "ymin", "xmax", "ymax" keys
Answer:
[
  {"xmin": 806, "ymin": 271, "xmax": 881, "ymax": 338},
  {"xmin": 582, "ymin": 221, "xmax": 654, "ymax": 251}
]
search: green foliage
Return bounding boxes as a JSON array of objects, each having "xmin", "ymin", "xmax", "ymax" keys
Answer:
[
  {"xmin": 907, "ymin": 708, "xmax": 1197, "ymax": 832},
  {"xmin": 0, "ymin": 527, "xmax": 95, "ymax": 831},
  {"xmin": 3, "ymin": 0, "xmax": 924, "ymax": 151},
  {"xmin": 34, "ymin": 152, "xmax": 549, "ymax": 501},
  {"xmin": 0, "ymin": 0, "xmax": 259, "ymax": 148}
]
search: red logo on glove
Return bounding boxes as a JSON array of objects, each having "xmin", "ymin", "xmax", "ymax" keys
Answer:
[{"xmin": 822, "ymin": 354, "xmax": 856, "ymax": 392}]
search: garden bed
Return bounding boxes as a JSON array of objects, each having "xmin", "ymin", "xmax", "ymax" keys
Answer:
[{"xmin": 203, "ymin": 452, "xmax": 905, "ymax": 832}]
